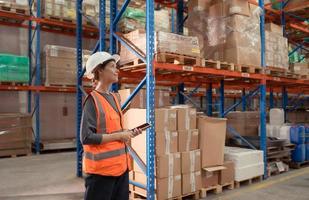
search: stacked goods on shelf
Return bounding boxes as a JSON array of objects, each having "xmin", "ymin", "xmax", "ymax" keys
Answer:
[
  {"xmin": 123, "ymin": 104, "xmax": 201, "ymax": 199},
  {"xmin": 118, "ymin": 87, "xmax": 171, "ymax": 109},
  {"xmin": 186, "ymin": 0, "xmax": 261, "ymax": 67},
  {"xmin": 224, "ymin": 147, "xmax": 264, "ymax": 184},
  {"xmin": 119, "ymin": 30, "xmax": 200, "ymax": 65},
  {"xmin": 0, "ymin": 113, "xmax": 32, "ymax": 157},
  {"xmin": 289, "ymin": 62, "xmax": 309, "ymax": 78},
  {"xmin": 0, "ymin": 0, "xmax": 29, "ymax": 14},
  {"xmin": 42, "ymin": 45, "xmax": 91, "ymax": 86},
  {"xmin": 43, "ymin": 0, "xmax": 77, "ymax": 21},
  {"xmin": 265, "ymin": 23, "xmax": 289, "ymax": 70},
  {"xmin": 197, "ymin": 115, "xmax": 231, "ymax": 194},
  {"xmin": 287, "ymin": 111, "xmax": 309, "ymax": 123},
  {"xmin": 0, "ymin": 54, "xmax": 29, "ymax": 83},
  {"xmin": 118, "ymin": 7, "xmax": 171, "ymax": 33},
  {"xmin": 306, "ymin": 127, "xmax": 309, "ymax": 162}
]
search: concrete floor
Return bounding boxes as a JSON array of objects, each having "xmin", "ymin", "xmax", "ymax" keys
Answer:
[{"xmin": 0, "ymin": 152, "xmax": 308, "ymax": 200}]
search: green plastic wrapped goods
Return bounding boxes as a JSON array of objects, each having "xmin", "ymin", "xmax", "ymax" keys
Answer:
[
  {"xmin": 271, "ymin": 0, "xmax": 281, "ymax": 10},
  {"xmin": 122, "ymin": 7, "xmax": 146, "ymax": 24},
  {"xmin": 0, "ymin": 54, "xmax": 29, "ymax": 83}
]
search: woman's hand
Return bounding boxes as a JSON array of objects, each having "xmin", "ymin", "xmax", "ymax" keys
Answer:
[
  {"xmin": 131, "ymin": 128, "xmax": 143, "ymax": 137},
  {"xmin": 116, "ymin": 130, "xmax": 134, "ymax": 142}
]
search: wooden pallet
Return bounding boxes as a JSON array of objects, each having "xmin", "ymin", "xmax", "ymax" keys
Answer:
[
  {"xmin": 44, "ymin": 15, "xmax": 75, "ymax": 23},
  {"xmin": 289, "ymin": 161, "xmax": 309, "ymax": 169},
  {"xmin": 155, "ymin": 52, "xmax": 202, "ymax": 66},
  {"xmin": 0, "ymin": 148, "xmax": 32, "ymax": 159},
  {"xmin": 265, "ymin": 66, "xmax": 287, "ymax": 77},
  {"xmin": 201, "ymin": 59, "xmax": 234, "ymax": 71},
  {"xmin": 234, "ymin": 175, "xmax": 263, "ymax": 188},
  {"xmin": 130, "ymin": 189, "xmax": 199, "ymax": 200},
  {"xmin": 200, "ymin": 185, "xmax": 222, "ymax": 198},
  {"xmin": 0, "ymin": 2, "xmax": 29, "ymax": 15},
  {"xmin": 37, "ymin": 139, "xmax": 76, "ymax": 151},
  {"xmin": 235, "ymin": 64, "xmax": 262, "ymax": 73},
  {"xmin": 119, "ymin": 58, "xmax": 146, "ymax": 71},
  {"xmin": 221, "ymin": 181, "xmax": 234, "ymax": 190}
]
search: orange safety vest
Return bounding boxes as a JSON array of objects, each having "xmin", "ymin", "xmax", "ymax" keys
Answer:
[{"xmin": 83, "ymin": 90, "xmax": 132, "ymax": 176}]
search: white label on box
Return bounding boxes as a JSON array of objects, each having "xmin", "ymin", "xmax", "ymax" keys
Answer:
[
  {"xmin": 241, "ymin": 73, "xmax": 250, "ymax": 78},
  {"xmin": 190, "ymin": 110, "xmax": 196, "ymax": 115},
  {"xmin": 192, "ymin": 130, "xmax": 198, "ymax": 136},
  {"xmin": 230, "ymin": 7, "xmax": 242, "ymax": 14},
  {"xmin": 50, "ymin": 47, "xmax": 58, "ymax": 57},
  {"xmin": 165, "ymin": 132, "xmax": 171, "ymax": 154},
  {"xmin": 172, "ymin": 131, "xmax": 177, "ymax": 137},
  {"xmin": 183, "ymin": 66, "xmax": 193, "ymax": 71},
  {"xmin": 206, "ymin": 171, "xmax": 213, "ymax": 178},
  {"xmin": 164, "ymin": 92, "xmax": 169, "ymax": 97},
  {"xmin": 170, "ymin": 113, "xmax": 176, "ymax": 119},
  {"xmin": 55, "ymin": 0, "xmax": 65, "ymax": 4}
]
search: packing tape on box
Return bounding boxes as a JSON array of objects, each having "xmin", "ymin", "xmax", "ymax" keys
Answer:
[
  {"xmin": 168, "ymin": 154, "xmax": 174, "ymax": 177},
  {"xmin": 190, "ymin": 151, "xmax": 195, "ymax": 172},
  {"xmin": 168, "ymin": 176, "xmax": 173, "ymax": 199},
  {"xmin": 190, "ymin": 172, "xmax": 196, "ymax": 192},
  {"xmin": 165, "ymin": 131, "xmax": 171, "ymax": 154},
  {"xmin": 186, "ymin": 130, "xmax": 192, "ymax": 152},
  {"xmin": 185, "ymin": 109, "xmax": 189, "ymax": 130}
]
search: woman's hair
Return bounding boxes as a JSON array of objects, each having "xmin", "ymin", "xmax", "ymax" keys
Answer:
[{"xmin": 93, "ymin": 59, "xmax": 114, "ymax": 81}]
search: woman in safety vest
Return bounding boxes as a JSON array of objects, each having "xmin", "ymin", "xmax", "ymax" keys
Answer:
[{"xmin": 80, "ymin": 52, "xmax": 141, "ymax": 200}]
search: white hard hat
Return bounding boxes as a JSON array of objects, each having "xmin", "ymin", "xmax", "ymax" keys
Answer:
[{"xmin": 85, "ymin": 51, "xmax": 120, "ymax": 79}]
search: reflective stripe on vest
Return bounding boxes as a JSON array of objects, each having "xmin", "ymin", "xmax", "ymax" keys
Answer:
[{"xmin": 84, "ymin": 147, "xmax": 126, "ymax": 161}]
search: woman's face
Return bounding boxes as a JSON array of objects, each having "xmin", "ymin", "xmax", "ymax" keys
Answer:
[{"xmin": 99, "ymin": 61, "xmax": 119, "ymax": 83}]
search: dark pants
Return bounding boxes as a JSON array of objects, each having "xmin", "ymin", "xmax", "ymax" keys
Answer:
[{"xmin": 84, "ymin": 171, "xmax": 129, "ymax": 200}]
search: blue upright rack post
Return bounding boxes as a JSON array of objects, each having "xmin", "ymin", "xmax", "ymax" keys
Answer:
[
  {"xmin": 219, "ymin": 80, "xmax": 225, "ymax": 118},
  {"xmin": 207, "ymin": 83, "xmax": 212, "ymax": 116},
  {"xmin": 269, "ymin": 88, "xmax": 274, "ymax": 109},
  {"xmin": 76, "ymin": 0, "xmax": 83, "ymax": 177},
  {"xmin": 146, "ymin": 0, "xmax": 156, "ymax": 198},
  {"xmin": 176, "ymin": 0, "xmax": 184, "ymax": 34},
  {"xmin": 242, "ymin": 88, "xmax": 246, "ymax": 111},
  {"xmin": 34, "ymin": 0, "xmax": 41, "ymax": 154},
  {"xmin": 282, "ymin": 86, "xmax": 288, "ymax": 122},
  {"xmin": 259, "ymin": 0, "xmax": 267, "ymax": 178},
  {"xmin": 178, "ymin": 83, "xmax": 185, "ymax": 104}
]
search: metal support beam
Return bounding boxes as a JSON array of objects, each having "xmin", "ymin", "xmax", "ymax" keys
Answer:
[
  {"xmin": 179, "ymin": 91, "xmax": 200, "ymax": 109},
  {"xmin": 289, "ymin": 42, "xmax": 303, "ymax": 56},
  {"xmin": 99, "ymin": 0, "xmax": 106, "ymax": 51},
  {"xmin": 219, "ymin": 80, "xmax": 224, "ymax": 118},
  {"xmin": 176, "ymin": 0, "xmax": 184, "ymax": 34},
  {"xmin": 227, "ymin": 125, "xmax": 257, "ymax": 150},
  {"xmin": 130, "ymin": 180, "xmax": 146, "ymax": 190},
  {"xmin": 171, "ymin": 8, "xmax": 175, "ymax": 33},
  {"xmin": 207, "ymin": 83, "xmax": 213, "ymax": 116},
  {"xmin": 270, "ymin": 88, "xmax": 274, "ymax": 109},
  {"xmin": 76, "ymin": 0, "xmax": 83, "ymax": 178},
  {"xmin": 146, "ymin": 0, "xmax": 155, "ymax": 199},
  {"xmin": 281, "ymin": 1, "xmax": 286, "ymax": 37},
  {"xmin": 110, "ymin": 0, "xmax": 118, "ymax": 54},
  {"xmin": 112, "ymin": 0, "xmax": 131, "ymax": 28},
  {"xmin": 121, "ymin": 77, "xmax": 146, "ymax": 110},
  {"xmin": 34, "ymin": 0, "xmax": 41, "ymax": 154},
  {"xmin": 242, "ymin": 89, "xmax": 246, "ymax": 111},
  {"xmin": 259, "ymin": 0, "xmax": 267, "ymax": 179},
  {"xmin": 282, "ymin": 86, "xmax": 288, "ymax": 122},
  {"xmin": 177, "ymin": 83, "xmax": 185, "ymax": 104}
]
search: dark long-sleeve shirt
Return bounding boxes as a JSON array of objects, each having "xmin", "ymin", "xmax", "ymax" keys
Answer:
[{"xmin": 80, "ymin": 92, "xmax": 120, "ymax": 145}]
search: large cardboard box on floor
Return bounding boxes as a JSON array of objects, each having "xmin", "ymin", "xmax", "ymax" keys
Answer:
[
  {"xmin": 171, "ymin": 105, "xmax": 197, "ymax": 131},
  {"xmin": 120, "ymin": 30, "xmax": 200, "ymax": 65},
  {"xmin": 198, "ymin": 116, "xmax": 227, "ymax": 168},
  {"xmin": 182, "ymin": 171, "xmax": 202, "ymax": 194},
  {"xmin": 181, "ymin": 150, "xmax": 201, "ymax": 174},
  {"xmin": 178, "ymin": 129, "xmax": 199, "ymax": 152},
  {"xmin": 157, "ymin": 153, "xmax": 181, "ymax": 178},
  {"xmin": 219, "ymin": 161, "xmax": 235, "ymax": 185},
  {"xmin": 157, "ymin": 175, "xmax": 182, "ymax": 200},
  {"xmin": 201, "ymin": 167, "xmax": 222, "ymax": 188},
  {"xmin": 156, "ymin": 131, "xmax": 178, "ymax": 156}
]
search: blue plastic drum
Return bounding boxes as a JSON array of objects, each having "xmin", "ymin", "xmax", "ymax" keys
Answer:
[
  {"xmin": 290, "ymin": 126, "xmax": 305, "ymax": 144},
  {"xmin": 292, "ymin": 144, "xmax": 306, "ymax": 163}
]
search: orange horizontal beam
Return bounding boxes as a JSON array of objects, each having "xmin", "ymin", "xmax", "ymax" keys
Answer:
[{"xmin": 0, "ymin": 85, "xmax": 92, "ymax": 93}]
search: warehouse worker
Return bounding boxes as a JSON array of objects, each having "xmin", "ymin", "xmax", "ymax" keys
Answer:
[{"xmin": 80, "ymin": 52, "xmax": 141, "ymax": 200}]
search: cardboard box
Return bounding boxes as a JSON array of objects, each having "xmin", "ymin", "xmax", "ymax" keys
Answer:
[
  {"xmin": 265, "ymin": 23, "xmax": 282, "ymax": 36},
  {"xmin": 156, "ymin": 131, "xmax": 178, "ymax": 156},
  {"xmin": 156, "ymin": 153, "xmax": 181, "ymax": 178},
  {"xmin": 219, "ymin": 161, "xmax": 235, "ymax": 185},
  {"xmin": 198, "ymin": 116, "xmax": 226, "ymax": 168},
  {"xmin": 209, "ymin": 2, "xmax": 227, "ymax": 17},
  {"xmin": 188, "ymin": 0, "xmax": 211, "ymax": 12},
  {"xmin": 155, "ymin": 108, "xmax": 177, "ymax": 132},
  {"xmin": 290, "ymin": 63, "xmax": 308, "ymax": 75},
  {"xmin": 172, "ymin": 106, "xmax": 196, "ymax": 131},
  {"xmin": 181, "ymin": 150, "xmax": 201, "ymax": 174},
  {"xmin": 202, "ymin": 170, "xmax": 219, "ymax": 188},
  {"xmin": 228, "ymin": 0, "xmax": 250, "ymax": 16},
  {"xmin": 178, "ymin": 129, "xmax": 199, "ymax": 152},
  {"xmin": 224, "ymin": 46, "xmax": 261, "ymax": 67},
  {"xmin": 182, "ymin": 171, "xmax": 202, "ymax": 194},
  {"xmin": 157, "ymin": 175, "xmax": 182, "ymax": 200}
]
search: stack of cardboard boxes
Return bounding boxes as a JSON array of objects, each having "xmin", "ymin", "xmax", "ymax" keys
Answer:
[
  {"xmin": 289, "ymin": 62, "xmax": 308, "ymax": 77},
  {"xmin": 265, "ymin": 23, "xmax": 289, "ymax": 69},
  {"xmin": 42, "ymin": 45, "xmax": 91, "ymax": 86},
  {"xmin": 119, "ymin": 30, "xmax": 200, "ymax": 65},
  {"xmin": 186, "ymin": 0, "xmax": 261, "ymax": 67},
  {"xmin": 123, "ymin": 105, "xmax": 202, "ymax": 199}
]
